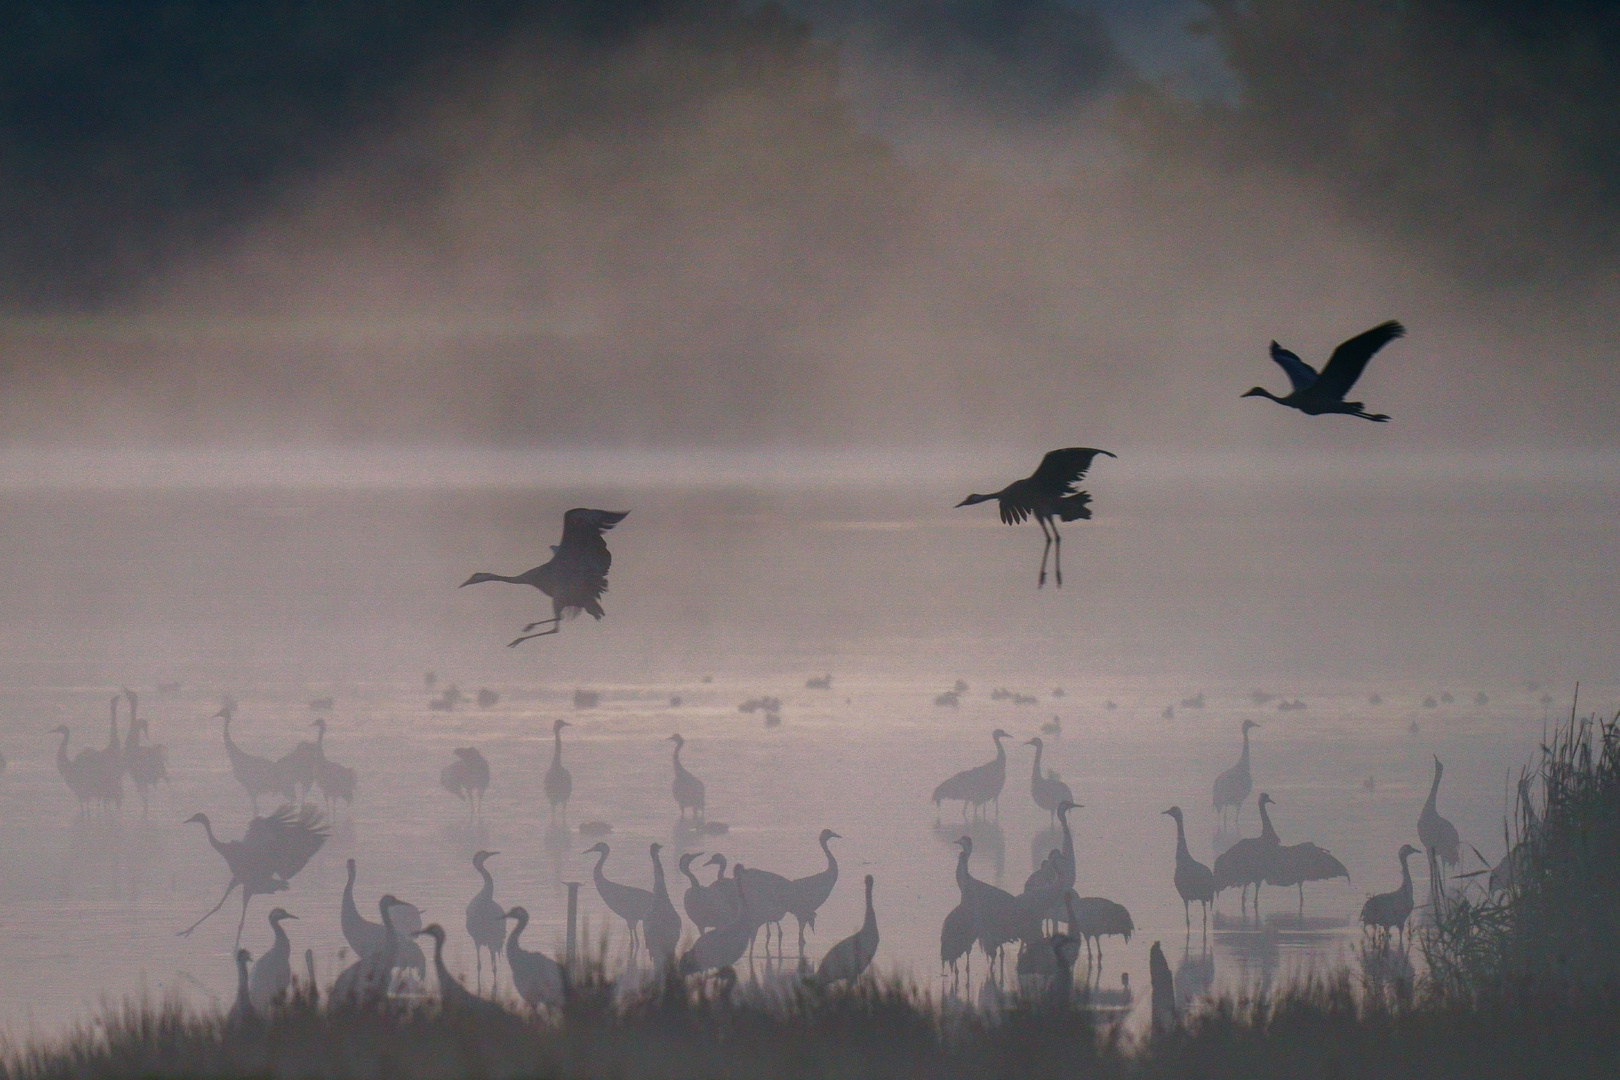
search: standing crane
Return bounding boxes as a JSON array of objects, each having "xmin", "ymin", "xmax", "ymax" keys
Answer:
[
  {"xmin": 341, "ymin": 859, "xmax": 426, "ymax": 978},
  {"xmin": 583, "ymin": 842, "xmax": 654, "ymax": 950},
  {"xmin": 415, "ymin": 925, "xmax": 508, "ymax": 1018},
  {"xmin": 1162, "ymin": 806, "xmax": 1215, "ymax": 933},
  {"xmin": 932, "ymin": 729, "xmax": 1012, "ymax": 820},
  {"xmin": 248, "ymin": 908, "xmax": 298, "ymax": 1012},
  {"xmin": 1419, "ymin": 755, "xmax": 1462, "ymax": 901},
  {"xmin": 678, "ymin": 868, "xmax": 755, "ymax": 977},
  {"xmin": 504, "ymin": 907, "xmax": 566, "ymax": 1010},
  {"xmin": 668, "ymin": 734, "xmax": 706, "ymax": 821},
  {"xmin": 784, "ymin": 829, "xmax": 841, "ymax": 961},
  {"xmin": 465, "ymin": 850, "xmax": 507, "ymax": 993},
  {"xmin": 180, "ymin": 806, "xmax": 327, "ymax": 946},
  {"xmin": 1263, "ymin": 797, "xmax": 1351, "ymax": 919},
  {"xmin": 544, "ymin": 720, "xmax": 573, "ymax": 821},
  {"xmin": 441, "ymin": 746, "xmax": 490, "ymax": 815},
  {"xmin": 1025, "ymin": 738, "xmax": 1072, "ymax": 825},
  {"xmin": 816, "ymin": 874, "xmax": 878, "ymax": 984},
  {"xmin": 122, "ymin": 689, "xmax": 168, "ymax": 814},
  {"xmin": 227, "ymin": 949, "xmax": 258, "ymax": 1031},
  {"xmin": 331, "ymin": 895, "xmax": 405, "ymax": 1006},
  {"xmin": 1242, "ymin": 320, "xmax": 1404, "ymax": 421},
  {"xmin": 644, "ymin": 842, "xmax": 683, "ymax": 971},
  {"xmin": 308, "ymin": 718, "xmax": 358, "ymax": 813},
  {"xmin": 1213, "ymin": 792, "xmax": 1281, "ymax": 920},
  {"xmin": 1360, "ymin": 844, "xmax": 1420, "ymax": 947},
  {"xmin": 215, "ymin": 701, "xmax": 293, "ymax": 814},
  {"xmin": 49, "ymin": 726, "xmax": 101, "ymax": 812},
  {"xmin": 679, "ymin": 852, "xmax": 737, "ymax": 931},
  {"xmin": 955, "ymin": 448, "xmax": 1115, "ymax": 587},
  {"xmin": 1213, "ymin": 720, "xmax": 1260, "ymax": 826},
  {"xmin": 459, "ymin": 507, "xmax": 630, "ymax": 647}
]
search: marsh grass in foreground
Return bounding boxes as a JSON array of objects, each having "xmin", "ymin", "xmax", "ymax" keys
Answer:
[{"xmin": 7, "ymin": 970, "xmax": 1620, "ymax": 1080}]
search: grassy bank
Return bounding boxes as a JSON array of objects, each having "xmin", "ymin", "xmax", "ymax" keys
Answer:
[{"xmin": 6, "ymin": 972, "xmax": 1618, "ymax": 1080}]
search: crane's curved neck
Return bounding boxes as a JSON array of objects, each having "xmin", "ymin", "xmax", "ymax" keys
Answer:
[
  {"xmin": 1398, "ymin": 851, "xmax": 1414, "ymax": 894},
  {"xmin": 476, "ymin": 859, "xmax": 495, "ymax": 898},
  {"xmin": 1426, "ymin": 762, "xmax": 1442, "ymax": 808},
  {"xmin": 1172, "ymin": 813, "xmax": 1189, "ymax": 856},
  {"xmin": 55, "ymin": 729, "xmax": 71, "ymax": 765},
  {"xmin": 1239, "ymin": 727, "xmax": 1252, "ymax": 765},
  {"xmin": 651, "ymin": 850, "xmax": 669, "ymax": 898},
  {"xmin": 237, "ymin": 954, "xmax": 251, "ymax": 995},
  {"xmin": 552, "ymin": 726, "xmax": 565, "ymax": 762},
  {"xmin": 199, "ymin": 818, "xmax": 225, "ymax": 854},
  {"xmin": 108, "ymin": 699, "xmax": 120, "ymax": 744},
  {"xmin": 955, "ymin": 847, "xmax": 972, "ymax": 892},
  {"xmin": 430, "ymin": 933, "xmax": 449, "ymax": 981},
  {"xmin": 862, "ymin": 881, "xmax": 875, "ymax": 927},
  {"xmin": 468, "ymin": 572, "xmax": 527, "ymax": 585},
  {"xmin": 820, "ymin": 835, "xmax": 838, "ymax": 870},
  {"xmin": 592, "ymin": 848, "xmax": 610, "ymax": 879},
  {"xmin": 679, "ymin": 859, "xmax": 702, "ymax": 889},
  {"xmin": 993, "ymin": 735, "xmax": 1007, "ymax": 763},
  {"xmin": 672, "ymin": 741, "xmax": 685, "ymax": 767},
  {"xmin": 1029, "ymin": 742, "xmax": 1043, "ymax": 779},
  {"xmin": 1058, "ymin": 807, "xmax": 1075, "ymax": 862},
  {"xmin": 711, "ymin": 856, "xmax": 728, "ymax": 883},
  {"xmin": 1258, "ymin": 800, "xmax": 1278, "ymax": 843},
  {"xmin": 272, "ymin": 919, "xmax": 291, "ymax": 948}
]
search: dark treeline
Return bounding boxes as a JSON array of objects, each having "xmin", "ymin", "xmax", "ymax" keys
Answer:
[
  {"xmin": 1136, "ymin": 0, "xmax": 1620, "ymax": 286},
  {"xmin": 6, "ymin": 1, "xmax": 1620, "ymax": 309},
  {"xmin": 0, "ymin": 0, "xmax": 874, "ymax": 309}
]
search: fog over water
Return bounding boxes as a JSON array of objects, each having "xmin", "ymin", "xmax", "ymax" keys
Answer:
[{"xmin": 0, "ymin": 0, "xmax": 1617, "ymax": 1044}]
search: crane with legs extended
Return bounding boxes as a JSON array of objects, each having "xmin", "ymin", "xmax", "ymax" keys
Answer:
[
  {"xmin": 956, "ymin": 447, "xmax": 1115, "ymax": 588},
  {"xmin": 784, "ymin": 828, "xmax": 841, "ymax": 960},
  {"xmin": 180, "ymin": 806, "xmax": 327, "ymax": 946},
  {"xmin": 460, "ymin": 507, "xmax": 629, "ymax": 647},
  {"xmin": 1213, "ymin": 793, "xmax": 1281, "ymax": 920},
  {"xmin": 1242, "ymin": 320, "xmax": 1403, "ymax": 422},
  {"xmin": 1025, "ymin": 738, "xmax": 1072, "ymax": 825},
  {"xmin": 441, "ymin": 747, "xmax": 490, "ymax": 815},
  {"xmin": 215, "ymin": 701, "xmax": 294, "ymax": 814}
]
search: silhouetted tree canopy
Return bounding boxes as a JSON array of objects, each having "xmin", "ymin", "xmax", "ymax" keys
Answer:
[
  {"xmin": 0, "ymin": 0, "xmax": 895, "ymax": 309},
  {"xmin": 1135, "ymin": 0, "xmax": 1620, "ymax": 285}
]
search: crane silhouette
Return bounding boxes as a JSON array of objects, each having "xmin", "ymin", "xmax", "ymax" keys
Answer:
[
  {"xmin": 248, "ymin": 908, "xmax": 297, "ymax": 1012},
  {"xmin": 215, "ymin": 701, "xmax": 293, "ymax": 814},
  {"xmin": 584, "ymin": 841, "xmax": 653, "ymax": 950},
  {"xmin": 1025, "ymin": 738, "xmax": 1072, "ymax": 825},
  {"xmin": 49, "ymin": 726, "xmax": 102, "ymax": 813},
  {"xmin": 504, "ymin": 907, "xmax": 566, "ymax": 1010},
  {"xmin": 460, "ymin": 508, "xmax": 629, "ymax": 647},
  {"xmin": 227, "ymin": 949, "xmax": 258, "ymax": 1031},
  {"xmin": 341, "ymin": 859, "xmax": 426, "ymax": 979},
  {"xmin": 1162, "ymin": 807, "xmax": 1214, "ymax": 934},
  {"xmin": 544, "ymin": 720, "xmax": 573, "ymax": 820},
  {"xmin": 784, "ymin": 828, "xmax": 841, "ymax": 960},
  {"xmin": 1360, "ymin": 844, "xmax": 1420, "ymax": 947},
  {"xmin": 956, "ymin": 448, "xmax": 1115, "ymax": 587},
  {"xmin": 1419, "ymin": 755, "xmax": 1462, "ymax": 900},
  {"xmin": 668, "ymin": 734, "xmax": 706, "ymax": 821},
  {"xmin": 416, "ymin": 924, "xmax": 508, "ymax": 1018},
  {"xmin": 1213, "ymin": 792, "xmax": 1281, "ymax": 920},
  {"xmin": 678, "ymin": 866, "xmax": 755, "ymax": 977},
  {"xmin": 307, "ymin": 718, "xmax": 357, "ymax": 813},
  {"xmin": 122, "ymin": 689, "xmax": 167, "ymax": 814},
  {"xmin": 816, "ymin": 874, "xmax": 877, "ymax": 984},
  {"xmin": 332, "ymin": 894, "xmax": 405, "ymax": 1006},
  {"xmin": 932, "ymin": 729, "xmax": 1012, "ymax": 819},
  {"xmin": 645, "ymin": 842, "xmax": 684, "ymax": 971},
  {"xmin": 679, "ymin": 851, "xmax": 736, "ymax": 931},
  {"xmin": 441, "ymin": 746, "xmax": 490, "ymax": 815},
  {"xmin": 1263, "ymin": 797, "xmax": 1351, "ymax": 919},
  {"xmin": 465, "ymin": 850, "xmax": 507, "ymax": 993},
  {"xmin": 1243, "ymin": 320, "xmax": 1404, "ymax": 421},
  {"xmin": 1212, "ymin": 720, "xmax": 1260, "ymax": 826},
  {"xmin": 180, "ymin": 806, "xmax": 327, "ymax": 946}
]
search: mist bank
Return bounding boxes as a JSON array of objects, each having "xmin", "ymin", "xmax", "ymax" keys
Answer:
[{"xmin": 0, "ymin": 1, "xmax": 1615, "ymax": 452}]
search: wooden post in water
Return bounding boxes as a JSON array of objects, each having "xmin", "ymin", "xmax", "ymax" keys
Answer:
[{"xmin": 565, "ymin": 881, "xmax": 580, "ymax": 971}]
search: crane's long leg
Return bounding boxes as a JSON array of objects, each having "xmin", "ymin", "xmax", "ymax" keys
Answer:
[
  {"xmin": 235, "ymin": 891, "xmax": 252, "ymax": 948},
  {"xmin": 1051, "ymin": 521, "xmax": 1063, "ymax": 587},
  {"xmin": 507, "ymin": 623, "xmax": 561, "ymax": 647},
  {"xmin": 521, "ymin": 616, "xmax": 562, "ymax": 634},
  {"xmin": 179, "ymin": 879, "xmax": 240, "ymax": 937},
  {"xmin": 1036, "ymin": 519, "xmax": 1054, "ymax": 588}
]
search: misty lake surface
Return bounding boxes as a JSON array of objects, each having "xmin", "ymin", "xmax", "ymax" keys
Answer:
[{"xmin": 0, "ymin": 450, "xmax": 1613, "ymax": 1038}]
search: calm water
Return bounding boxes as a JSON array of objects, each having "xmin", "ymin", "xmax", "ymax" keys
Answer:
[{"xmin": 0, "ymin": 458, "xmax": 1611, "ymax": 1037}]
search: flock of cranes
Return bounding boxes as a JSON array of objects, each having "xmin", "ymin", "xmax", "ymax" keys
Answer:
[{"xmin": 50, "ymin": 689, "xmax": 168, "ymax": 814}]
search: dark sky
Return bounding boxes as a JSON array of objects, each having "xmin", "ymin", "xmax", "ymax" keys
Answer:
[{"xmin": 0, "ymin": 0, "xmax": 1614, "ymax": 453}]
